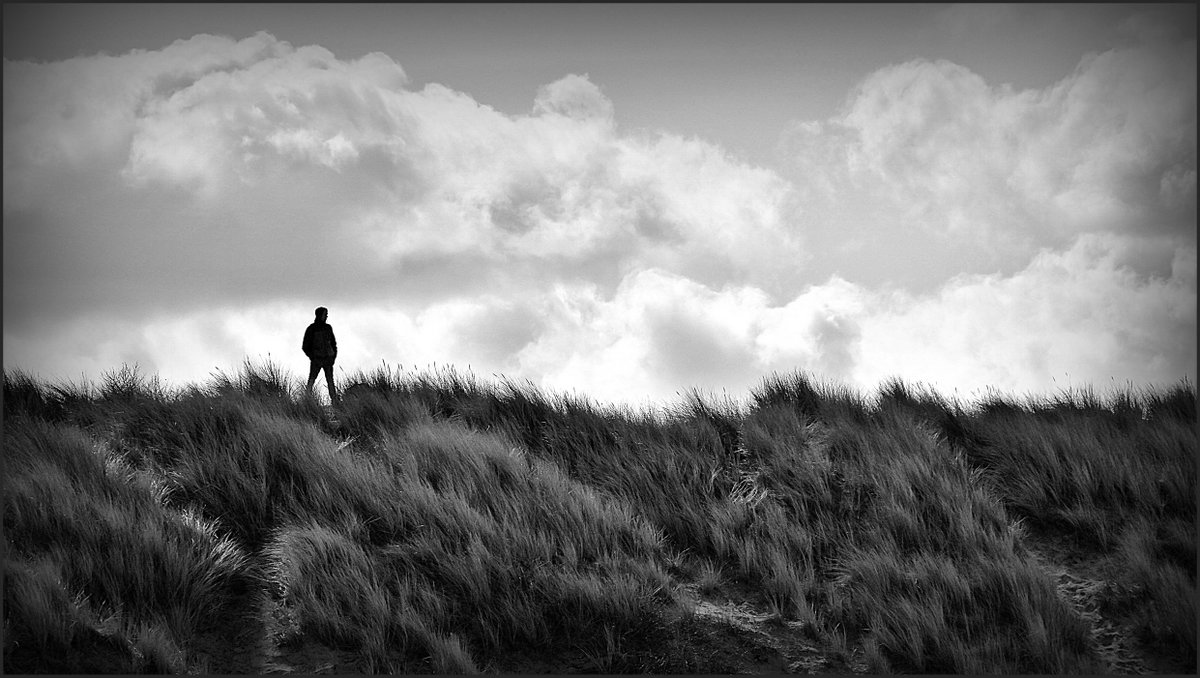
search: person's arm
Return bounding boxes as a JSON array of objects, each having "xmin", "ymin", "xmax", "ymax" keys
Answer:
[
  {"xmin": 302, "ymin": 325, "xmax": 314, "ymax": 358},
  {"xmin": 330, "ymin": 326, "xmax": 338, "ymax": 357}
]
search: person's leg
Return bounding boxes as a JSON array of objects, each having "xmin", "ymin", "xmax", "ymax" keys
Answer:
[
  {"xmin": 323, "ymin": 361, "xmax": 337, "ymax": 403},
  {"xmin": 306, "ymin": 360, "xmax": 320, "ymax": 395}
]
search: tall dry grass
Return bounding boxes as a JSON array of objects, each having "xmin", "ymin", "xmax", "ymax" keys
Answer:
[{"xmin": 4, "ymin": 361, "xmax": 1193, "ymax": 673}]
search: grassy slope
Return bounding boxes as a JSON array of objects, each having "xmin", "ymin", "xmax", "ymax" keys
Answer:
[{"xmin": 3, "ymin": 362, "xmax": 1195, "ymax": 674}]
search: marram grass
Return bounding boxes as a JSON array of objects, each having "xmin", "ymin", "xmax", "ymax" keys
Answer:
[{"xmin": 3, "ymin": 361, "xmax": 1194, "ymax": 673}]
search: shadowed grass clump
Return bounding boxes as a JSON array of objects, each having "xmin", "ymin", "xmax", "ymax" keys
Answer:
[
  {"xmin": 333, "ymin": 367, "xmax": 1141, "ymax": 672},
  {"xmin": 4, "ymin": 416, "xmax": 254, "ymax": 674},
  {"xmin": 261, "ymin": 420, "xmax": 673, "ymax": 671},
  {"xmin": 866, "ymin": 377, "xmax": 1196, "ymax": 670},
  {"xmin": 817, "ymin": 410, "xmax": 1098, "ymax": 673},
  {"xmin": 751, "ymin": 370, "xmax": 872, "ymax": 424},
  {"xmin": 5, "ymin": 364, "xmax": 680, "ymax": 672},
  {"xmin": 972, "ymin": 387, "xmax": 1196, "ymax": 666},
  {"xmin": 3, "ymin": 363, "xmax": 1194, "ymax": 674},
  {"xmin": 4, "ymin": 370, "xmax": 66, "ymax": 422}
]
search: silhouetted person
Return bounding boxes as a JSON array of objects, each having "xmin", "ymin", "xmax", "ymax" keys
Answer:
[{"xmin": 303, "ymin": 306, "xmax": 338, "ymax": 403}]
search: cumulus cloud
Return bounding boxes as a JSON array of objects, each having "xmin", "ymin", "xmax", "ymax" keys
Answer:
[
  {"xmin": 4, "ymin": 25, "xmax": 1195, "ymax": 407},
  {"xmin": 517, "ymin": 234, "xmax": 1194, "ymax": 405},
  {"xmin": 3, "ymin": 31, "xmax": 802, "ymax": 319},
  {"xmin": 766, "ymin": 20, "xmax": 1195, "ymax": 404},
  {"xmin": 8, "ymin": 230, "xmax": 1191, "ymax": 407},
  {"xmin": 782, "ymin": 29, "xmax": 1196, "ymax": 262},
  {"xmin": 532, "ymin": 73, "xmax": 614, "ymax": 122},
  {"xmin": 3, "ymin": 31, "xmax": 806, "ymax": 399},
  {"xmin": 854, "ymin": 234, "xmax": 1197, "ymax": 396}
]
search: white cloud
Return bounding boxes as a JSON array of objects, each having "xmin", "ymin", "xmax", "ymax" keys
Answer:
[
  {"xmin": 498, "ymin": 230, "xmax": 1194, "ymax": 406},
  {"xmin": 767, "ymin": 28, "xmax": 1195, "ymax": 403},
  {"xmin": 783, "ymin": 36, "xmax": 1196, "ymax": 254},
  {"xmin": 532, "ymin": 73, "xmax": 614, "ymax": 122},
  {"xmin": 4, "ymin": 31, "xmax": 802, "ymax": 319},
  {"xmin": 8, "ymin": 229, "xmax": 1190, "ymax": 408},
  {"xmin": 854, "ymin": 234, "xmax": 1196, "ymax": 396},
  {"xmin": 3, "ymin": 28, "xmax": 1195, "ymax": 407}
]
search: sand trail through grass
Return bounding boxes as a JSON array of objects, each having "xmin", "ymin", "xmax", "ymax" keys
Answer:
[{"xmin": 1022, "ymin": 528, "xmax": 1177, "ymax": 676}]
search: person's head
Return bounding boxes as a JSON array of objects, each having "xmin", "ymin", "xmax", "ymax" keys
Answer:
[{"xmin": 315, "ymin": 306, "xmax": 328, "ymax": 322}]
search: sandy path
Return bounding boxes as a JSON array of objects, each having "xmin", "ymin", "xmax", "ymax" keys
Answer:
[
  {"xmin": 1023, "ymin": 530, "xmax": 1166, "ymax": 675},
  {"xmin": 673, "ymin": 582, "xmax": 869, "ymax": 674}
]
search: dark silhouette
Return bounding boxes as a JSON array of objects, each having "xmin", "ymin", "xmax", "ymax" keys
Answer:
[{"xmin": 302, "ymin": 306, "xmax": 338, "ymax": 402}]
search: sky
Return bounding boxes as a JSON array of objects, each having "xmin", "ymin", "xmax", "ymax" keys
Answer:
[{"xmin": 4, "ymin": 3, "xmax": 1196, "ymax": 410}]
